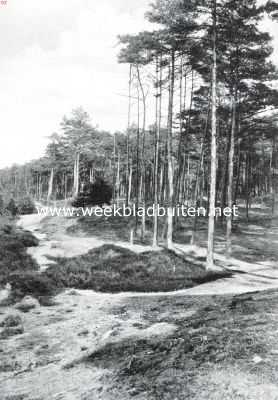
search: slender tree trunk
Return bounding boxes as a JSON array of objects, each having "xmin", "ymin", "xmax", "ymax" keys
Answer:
[
  {"xmin": 135, "ymin": 79, "xmax": 140, "ymax": 232},
  {"xmin": 220, "ymin": 127, "xmax": 231, "ymax": 218},
  {"xmin": 128, "ymin": 161, "xmax": 133, "ymax": 205},
  {"xmin": 191, "ymin": 98, "xmax": 210, "ymax": 244},
  {"xmin": 38, "ymin": 174, "xmax": 42, "ymax": 200},
  {"xmin": 270, "ymin": 133, "xmax": 276, "ymax": 215},
  {"xmin": 226, "ymin": 94, "xmax": 236, "ymax": 256},
  {"xmin": 159, "ymin": 161, "xmax": 164, "ymax": 203},
  {"xmin": 245, "ymin": 154, "xmax": 249, "ymax": 220},
  {"xmin": 89, "ymin": 166, "xmax": 94, "ymax": 183},
  {"xmin": 234, "ymin": 147, "xmax": 242, "ymax": 205},
  {"xmin": 175, "ymin": 56, "xmax": 185, "ymax": 202},
  {"xmin": 178, "ymin": 70, "xmax": 194, "ymax": 204},
  {"xmin": 47, "ymin": 168, "xmax": 54, "ymax": 204},
  {"xmin": 73, "ymin": 152, "xmax": 80, "ymax": 197},
  {"xmin": 186, "ymin": 154, "xmax": 191, "ymax": 203},
  {"xmin": 153, "ymin": 55, "xmax": 162, "ymax": 248},
  {"xmin": 113, "ymin": 134, "xmax": 116, "ymax": 204},
  {"xmin": 167, "ymin": 50, "xmax": 175, "ymax": 249},
  {"xmin": 126, "ymin": 65, "xmax": 132, "ymax": 205},
  {"xmin": 136, "ymin": 65, "xmax": 147, "ymax": 240},
  {"xmin": 64, "ymin": 173, "xmax": 67, "ymax": 200},
  {"xmin": 207, "ymin": 0, "xmax": 217, "ymax": 269},
  {"xmin": 116, "ymin": 150, "xmax": 120, "ymax": 207}
]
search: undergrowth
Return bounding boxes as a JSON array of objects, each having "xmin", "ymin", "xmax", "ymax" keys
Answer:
[
  {"xmin": 0, "ymin": 222, "xmax": 39, "ymax": 285},
  {"xmin": 44, "ymin": 244, "xmax": 231, "ymax": 293}
]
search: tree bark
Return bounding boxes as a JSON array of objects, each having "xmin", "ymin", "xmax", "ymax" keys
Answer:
[
  {"xmin": 128, "ymin": 161, "xmax": 133, "ymax": 205},
  {"xmin": 116, "ymin": 149, "xmax": 120, "ymax": 207},
  {"xmin": 207, "ymin": 0, "xmax": 217, "ymax": 269},
  {"xmin": 136, "ymin": 65, "xmax": 147, "ymax": 239},
  {"xmin": 226, "ymin": 95, "xmax": 236, "ymax": 256},
  {"xmin": 73, "ymin": 152, "xmax": 80, "ymax": 197},
  {"xmin": 126, "ymin": 64, "xmax": 132, "ymax": 205},
  {"xmin": 47, "ymin": 168, "xmax": 54, "ymax": 204},
  {"xmin": 167, "ymin": 50, "xmax": 175, "ymax": 249},
  {"xmin": 153, "ymin": 55, "xmax": 162, "ymax": 248}
]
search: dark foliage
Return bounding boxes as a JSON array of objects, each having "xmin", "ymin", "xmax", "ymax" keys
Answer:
[
  {"xmin": 6, "ymin": 199, "xmax": 18, "ymax": 216},
  {"xmin": 17, "ymin": 196, "xmax": 36, "ymax": 215},
  {"xmin": 72, "ymin": 178, "xmax": 112, "ymax": 207},
  {"xmin": 7, "ymin": 272, "xmax": 57, "ymax": 301},
  {"xmin": 0, "ymin": 195, "xmax": 4, "ymax": 215},
  {"xmin": 45, "ymin": 244, "xmax": 231, "ymax": 293},
  {"xmin": 0, "ymin": 224, "xmax": 39, "ymax": 286}
]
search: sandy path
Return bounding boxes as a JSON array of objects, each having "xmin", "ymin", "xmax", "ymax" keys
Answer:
[
  {"xmin": 18, "ymin": 213, "xmax": 278, "ymax": 296},
  {"xmin": 18, "ymin": 214, "xmax": 155, "ymax": 271}
]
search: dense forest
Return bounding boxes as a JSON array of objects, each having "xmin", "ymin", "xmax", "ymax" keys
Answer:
[{"xmin": 1, "ymin": 0, "xmax": 278, "ymax": 268}]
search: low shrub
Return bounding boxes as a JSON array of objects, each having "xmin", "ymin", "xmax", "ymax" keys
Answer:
[
  {"xmin": 6, "ymin": 199, "xmax": 18, "ymax": 216},
  {"xmin": 45, "ymin": 244, "xmax": 231, "ymax": 293},
  {"xmin": 72, "ymin": 178, "xmax": 112, "ymax": 207},
  {"xmin": 0, "ymin": 223, "xmax": 39, "ymax": 285},
  {"xmin": 0, "ymin": 313, "xmax": 22, "ymax": 328},
  {"xmin": 17, "ymin": 196, "xmax": 36, "ymax": 215},
  {"xmin": 7, "ymin": 272, "xmax": 57, "ymax": 301}
]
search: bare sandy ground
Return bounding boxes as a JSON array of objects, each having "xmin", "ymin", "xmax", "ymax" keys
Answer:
[
  {"xmin": 1, "ymin": 212, "xmax": 278, "ymax": 399},
  {"xmin": 0, "ymin": 286, "xmax": 177, "ymax": 399}
]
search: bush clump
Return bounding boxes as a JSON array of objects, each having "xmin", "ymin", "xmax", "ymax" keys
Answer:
[
  {"xmin": 0, "ymin": 224, "xmax": 39, "ymax": 286},
  {"xmin": 0, "ymin": 313, "xmax": 22, "ymax": 328},
  {"xmin": 0, "ymin": 312, "xmax": 24, "ymax": 339},
  {"xmin": 45, "ymin": 244, "xmax": 231, "ymax": 293},
  {"xmin": 72, "ymin": 178, "xmax": 112, "ymax": 208},
  {"xmin": 6, "ymin": 199, "xmax": 18, "ymax": 216},
  {"xmin": 17, "ymin": 196, "xmax": 36, "ymax": 215},
  {"xmin": 7, "ymin": 272, "xmax": 57, "ymax": 301}
]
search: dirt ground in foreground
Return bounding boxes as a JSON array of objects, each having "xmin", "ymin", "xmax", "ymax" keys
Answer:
[{"xmin": 1, "ymin": 209, "xmax": 278, "ymax": 399}]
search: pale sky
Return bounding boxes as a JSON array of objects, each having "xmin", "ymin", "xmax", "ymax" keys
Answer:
[{"xmin": 0, "ymin": 0, "xmax": 278, "ymax": 168}]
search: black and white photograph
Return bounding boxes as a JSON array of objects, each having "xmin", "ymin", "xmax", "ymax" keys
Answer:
[{"xmin": 1, "ymin": 0, "xmax": 278, "ymax": 398}]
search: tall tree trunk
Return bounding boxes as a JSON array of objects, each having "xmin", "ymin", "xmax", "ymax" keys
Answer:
[
  {"xmin": 226, "ymin": 95, "xmax": 236, "ymax": 256},
  {"xmin": 64, "ymin": 173, "xmax": 67, "ymax": 200},
  {"xmin": 38, "ymin": 174, "xmax": 42, "ymax": 200},
  {"xmin": 177, "ymin": 70, "xmax": 194, "ymax": 204},
  {"xmin": 47, "ymin": 168, "xmax": 54, "ymax": 204},
  {"xmin": 135, "ymin": 79, "xmax": 140, "ymax": 232},
  {"xmin": 89, "ymin": 166, "xmax": 94, "ymax": 183},
  {"xmin": 207, "ymin": 0, "xmax": 217, "ymax": 269},
  {"xmin": 234, "ymin": 144, "xmax": 242, "ymax": 205},
  {"xmin": 126, "ymin": 65, "xmax": 132, "ymax": 205},
  {"xmin": 175, "ymin": 56, "xmax": 185, "ymax": 202},
  {"xmin": 73, "ymin": 152, "xmax": 80, "ymax": 197},
  {"xmin": 270, "ymin": 132, "xmax": 276, "ymax": 215},
  {"xmin": 191, "ymin": 98, "xmax": 210, "ymax": 244},
  {"xmin": 116, "ymin": 150, "xmax": 120, "ymax": 207},
  {"xmin": 245, "ymin": 153, "xmax": 250, "ymax": 220},
  {"xmin": 136, "ymin": 65, "xmax": 147, "ymax": 239},
  {"xmin": 113, "ymin": 134, "xmax": 116, "ymax": 204},
  {"xmin": 128, "ymin": 161, "xmax": 133, "ymax": 205},
  {"xmin": 159, "ymin": 160, "xmax": 164, "ymax": 203},
  {"xmin": 153, "ymin": 55, "xmax": 162, "ymax": 248},
  {"xmin": 167, "ymin": 50, "xmax": 175, "ymax": 249}
]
